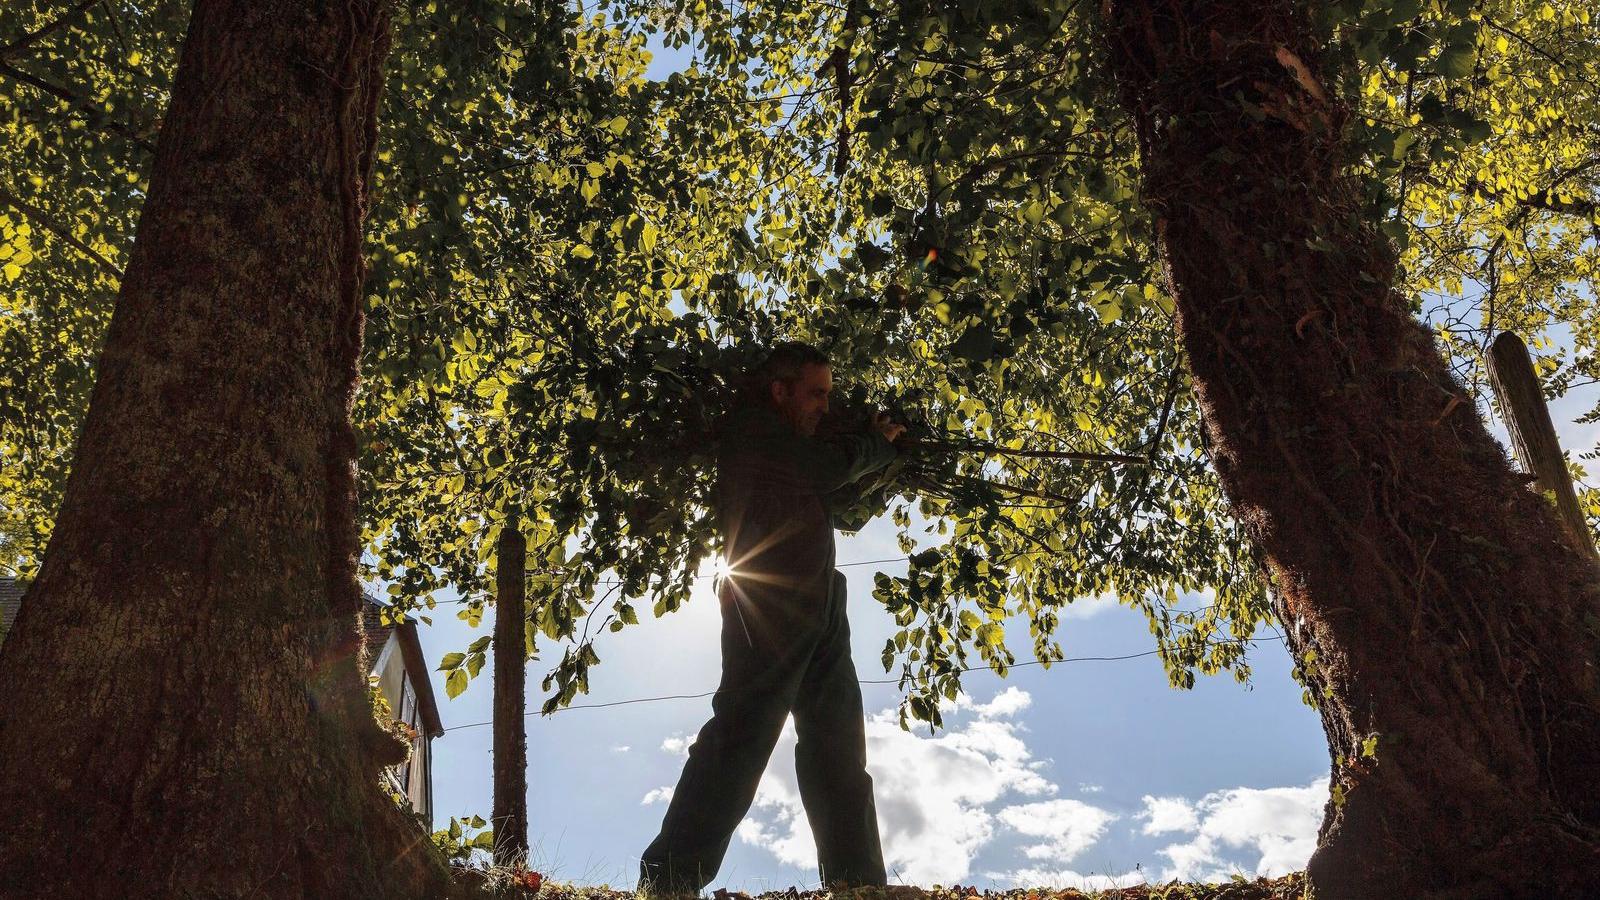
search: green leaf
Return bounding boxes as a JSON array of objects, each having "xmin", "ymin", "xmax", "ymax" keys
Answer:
[
  {"xmin": 950, "ymin": 324, "xmax": 994, "ymax": 362},
  {"xmin": 445, "ymin": 669, "xmax": 468, "ymax": 699},
  {"xmin": 438, "ymin": 651, "xmax": 465, "ymax": 670},
  {"xmin": 1435, "ymin": 43, "xmax": 1475, "ymax": 79}
]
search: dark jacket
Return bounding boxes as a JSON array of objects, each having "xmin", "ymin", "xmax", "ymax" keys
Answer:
[{"xmin": 715, "ymin": 403, "xmax": 898, "ymax": 607}]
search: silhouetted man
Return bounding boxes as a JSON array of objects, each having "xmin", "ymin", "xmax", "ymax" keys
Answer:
[{"xmin": 639, "ymin": 342, "xmax": 905, "ymax": 895}]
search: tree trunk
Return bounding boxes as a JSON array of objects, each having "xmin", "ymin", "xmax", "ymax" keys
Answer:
[
  {"xmin": 492, "ymin": 514, "xmax": 529, "ymax": 867},
  {"xmin": 0, "ymin": 1, "xmax": 455, "ymax": 896},
  {"xmin": 1102, "ymin": 2, "xmax": 1600, "ymax": 897},
  {"xmin": 1486, "ymin": 331, "xmax": 1599, "ymax": 560}
]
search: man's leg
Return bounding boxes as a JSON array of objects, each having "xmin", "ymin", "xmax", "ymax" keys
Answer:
[
  {"xmin": 793, "ymin": 571, "xmax": 887, "ymax": 887},
  {"xmin": 640, "ymin": 585, "xmax": 818, "ymax": 894}
]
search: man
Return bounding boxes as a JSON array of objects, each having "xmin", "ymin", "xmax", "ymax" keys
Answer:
[{"xmin": 639, "ymin": 342, "xmax": 905, "ymax": 895}]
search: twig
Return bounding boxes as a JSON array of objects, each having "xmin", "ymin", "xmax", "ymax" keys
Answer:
[
  {"xmin": 0, "ymin": 0, "xmax": 100, "ymax": 59},
  {"xmin": 0, "ymin": 60, "xmax": 157, "ymax": 151},
  {"xmin": 907, "ymin": 437, "xmax": 1148, "ymax": 466},
  {"xmin": 0, "ymin": 186, "xmax": 124, "ymax": 279}
]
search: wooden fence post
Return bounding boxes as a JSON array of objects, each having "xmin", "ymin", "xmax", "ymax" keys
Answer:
[{"xmin": 1486, "ymin": 331, "xmax": 1599, "ymax": 560}]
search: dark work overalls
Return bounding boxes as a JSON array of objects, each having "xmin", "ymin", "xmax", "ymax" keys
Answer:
[{"xmin": 639, "ymin": 403, "xmax": 898, "ymax": 894}]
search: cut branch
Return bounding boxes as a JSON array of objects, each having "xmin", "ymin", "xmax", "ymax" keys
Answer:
[{"xmin": 908, "ymin": 437, "xmax": 1148, "ymax": 466}]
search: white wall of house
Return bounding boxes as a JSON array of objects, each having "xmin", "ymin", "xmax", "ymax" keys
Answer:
[{"xmin": 371, "ymin": 633, "xmax": 433, "ymax": 822}]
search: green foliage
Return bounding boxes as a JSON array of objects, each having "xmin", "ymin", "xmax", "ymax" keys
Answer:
[
  {"xmin": 433, "ymin": 814, "xmax": 496, "ymax": 864},
  {"xmin": 3, "ymin": 0, "xmax": 1596, "ymax": 728},
  {"xmin": 438, "ymin": 636, "xmax": 491, "ymax": 699},
  {"xmin": 0, "ymin": 0, "xmax": 165, "ymax": 575}
]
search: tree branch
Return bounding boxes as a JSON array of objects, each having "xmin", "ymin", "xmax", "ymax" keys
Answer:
[
  {"xmin": 0, "ymin": 60, "xmax": 157, "ymax": 151},
  {"xmin": 910, "ymin": 437, "xmax": 1148, "ymax": 466},
  {"xmin": 0, "ymin": 0, "xmax": 100, "ymax": 59},
  {"xmin": 0, "ymin": 186, "xmax": 124, "ymax": 280}
]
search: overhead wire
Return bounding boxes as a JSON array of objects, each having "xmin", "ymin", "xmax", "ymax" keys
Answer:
[{"xmin": 438, "ymin": 634, "xmax": 1287, "ymax": 733}]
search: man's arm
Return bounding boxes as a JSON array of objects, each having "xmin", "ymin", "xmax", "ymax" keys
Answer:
[
  {"xmin": 809, "ymin": 413, "xmax": 906, "ymax": 519},
  {"xmin": 820, "ymin": 431, "xmax": 899, "ymax": 505},
  {"xmin": 723, "ymin": 406, "xmax": 904, "ymax": 499},
  {"xmin": 745, "ymin": 425, "xmax": 897, "ymax": 495}
]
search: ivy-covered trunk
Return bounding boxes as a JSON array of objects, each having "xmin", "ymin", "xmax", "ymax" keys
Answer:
[
  {"xmin": 493, "ymin": 515, "xmax": 529, "ymax": 866},
  {"xmin": 1102, "ymin": 1, "xmax": 1600, "ymax": 896},
  {"xmin": 0, "ymin": 1, "xmax": 454, "ymax": 896}
]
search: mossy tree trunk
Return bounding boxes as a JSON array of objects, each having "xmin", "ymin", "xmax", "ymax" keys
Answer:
[
  {"xmin": 493, "ymin": 514, "xmax": 529, "ymax": 867},
  {"xmin": 1102, "ymin": 1, "xmax": 1600, "ymax": 896},
  {"xmin": 0, "ymin": 1, "xmax": 455, "ymax": 896}
]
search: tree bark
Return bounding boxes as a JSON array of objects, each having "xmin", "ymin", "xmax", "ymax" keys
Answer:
[
  {"xmin": 492, "ymin": 513, "xmax": 530, "ymax": 867},
  {"xmin": 1486, "ymin": 331, "xmax": 1599, "ymax": 560},
  {"xmin": 1102, "ymin": 2, "xmax": 1600, "ymax": 897},
  {"xmin": 0, "ymin": 1, "xmax": 456, "ymax": 896}
]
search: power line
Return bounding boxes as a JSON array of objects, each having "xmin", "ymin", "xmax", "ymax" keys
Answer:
[{"xmin": 438, "ymin": 635, "xmax": 1286, "ymax": 733}]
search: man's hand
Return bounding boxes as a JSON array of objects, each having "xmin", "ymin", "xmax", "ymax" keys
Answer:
[{"xmin": 873, "ymin": 411, "xmax": 906, "ymax": 444}]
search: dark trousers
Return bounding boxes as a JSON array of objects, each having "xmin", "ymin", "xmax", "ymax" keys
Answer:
[{"xmin": 639, "ymin": 569, "xmax": 887, "ymax": 893}]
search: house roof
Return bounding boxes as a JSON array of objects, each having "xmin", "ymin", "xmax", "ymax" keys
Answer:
[
  {"xmin": 361, "ymin": 597, "xmax": 445, "ymax": 739},
  {"xmin": 361, "ymin": 600, "xmax": 399, "ymax": 661},
  {"xmin": 0, "ymin": 576, "xmax": 25, "ymax": 637}
]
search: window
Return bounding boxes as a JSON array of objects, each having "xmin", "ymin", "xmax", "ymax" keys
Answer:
[{"xmin": 396, "ymin": 677, "xmax": 413, "ymax": 793}]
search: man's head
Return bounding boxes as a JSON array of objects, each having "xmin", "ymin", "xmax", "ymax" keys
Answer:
[{"xmin": 755, "ymin": 341, "xmax": 831, "ymax": 436}]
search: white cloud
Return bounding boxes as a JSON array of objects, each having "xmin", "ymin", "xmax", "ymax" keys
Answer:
[
  {"xmin": 989, "ymin": 780, "xmax": 1321, "ymax": 891},
  {"xmin": 1078, "ymin": 783, "xmax": 1104, "ymax": 794},
  {"xmin": 996, "ymin": 798, "xmax": 1117, "ymax": 862},
  {"xmin": 1152, "ymin": 778, "xmax": 1327, "ymax": 882},
  {"xmin": 969, "ymin": 686, "xmax": 1032, "ymax": 719},
  {"xmin": 1060, "ymin": 593, "xmax": 1120, "ymax": 620},
  {"xmin": 994, "ymin": 867, "xmax": 1148, "ymax": 893},
  {"xmin": 715, "ymin": 689, "xmax": 1059, "ymax": 886},
  {"xmin": 612, "ymin": 745, "xmax": 632, "ymax": 753},
  {"xmin": 1138, "ymin": 795, "xmax": 1199, "ymax": 835},
  {"xmin": 646, "ymin": 687, "xmax": 1326, "ymax": 892},
  {"xmin": 1061, "ymin": 588, "xmax": 1219, "ymax": 622},
  {"xmin": 736, "ymin": 770, "xmax": 817, "ymax": 870}
]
